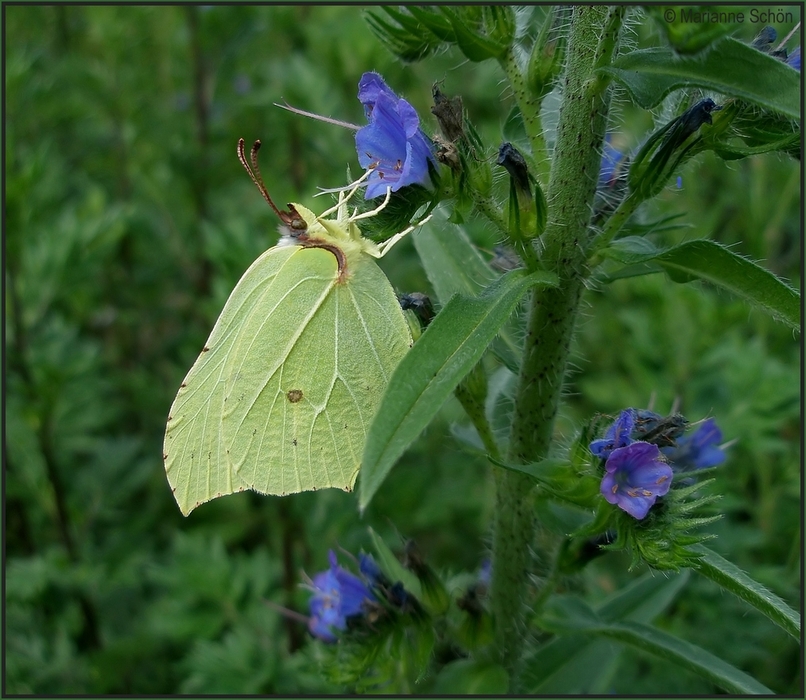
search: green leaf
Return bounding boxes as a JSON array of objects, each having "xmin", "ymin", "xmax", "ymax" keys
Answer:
[
  {"xmin": 597, "ymin": 569, "xmax": 690, "ymax": 623},
  {"xmin": 539, "ymin": 596, "xmax": 602, "ymax": 633},
  {"xmin": 431, "ymin": 659, "xmax": 509, "ymax": 694},
  {"xmin": 359, "ymin": 269, "xmax": 556, "ymax": 510},
  {"xmin": 585, "ymin": 620, "xmax": 774, "ymax": 694},
  {"xmin": 367, "ymin": 527, "xmax": 422, "ymax": 600},
  {"xmin": 413, "ymin": 218, "xmax": 523, "ymax": 370},
  {"xmin": 691, "ymin": 544, "xmax": 800, "ymax": 640},
  {"xmin": 532, "ymin": 589, "xmax": 774, "ymax": 694},
  {"xmin": 493, "ymin": 456, "xmax": 570, "ymax": 483},
  {"xmin": 492, "ymin": 456, "xmax": 599, "ymax": 508},
  {"xmin": 522, "ymin": 572, "xmax": 689, "ymax": 693},
  {"xmin": 413, "ymin": 217, "xmax": 497, "ymax": 304},
  {"xmin": 600, "ymin": 37, "xmax": 801, "ymax": 119},
  {"xmin": 603, "ymin": 239, "xmax": 800, "ymax": 330}
]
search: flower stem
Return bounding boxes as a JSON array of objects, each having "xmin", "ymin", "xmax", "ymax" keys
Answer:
[
  {"xmin": 501, "ymin": 48, "xmax": 548, "ymax": 184},
  {"xmin": 490, "ymin": 6, "xmax": 618, "ymax": 687}
]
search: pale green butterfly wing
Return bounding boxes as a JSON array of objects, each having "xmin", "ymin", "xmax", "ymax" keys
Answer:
[
  {"xmin": 164, "ymin": 234, "xmax": 411, "ymax": 515},
  {"xmin": 223, "ymin": 248, "xmax": 411, "ymax": 497},
  {"xmin": 164, "ymin": 245, "xmax": 298, "ymax": 514}
]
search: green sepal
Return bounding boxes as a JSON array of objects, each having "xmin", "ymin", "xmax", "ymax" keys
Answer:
[
  {"xmin": 439, "ymin": 6, "xmax": 514, "ymax": 62},
  {"xmin": 627, "ymin": 97, "xmax": 719, "ymax": 200},
  {"xmin": 364, "ymin": 8, "xmax": 441, "ymax": 62},
  {"xmin": 526, "ymin": 6, "xmax": 568, "ymax": 98},
  {"xmin": 533, "ymin": 176, "xmax": 547, "ymax": 237}
]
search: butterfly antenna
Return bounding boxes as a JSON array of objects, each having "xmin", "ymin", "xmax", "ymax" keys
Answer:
[{"xmin": 238, "ymin": 138, "xmax": 306, "ymax": 230}]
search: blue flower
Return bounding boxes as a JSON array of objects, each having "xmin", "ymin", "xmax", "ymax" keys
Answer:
[
  {"xmin": 358, "ymin": 552, "xmax": 386, "ymax": 587},
  {"xmin": 599, "ymin": 137, "xmax": 628, "ymax": 188},
  {"xmin": 477, "ymin": 559, "xmax": 491, "ymax": 590},
  {"xmin": 307, "ymin": 550, "xmax": 376, "ymax": 642},
  {"xmin": 786, "ymin": 46, "xmax": 801, "ymax": 71},
  {"xmin": 663, "ymin": 418, "xmax": 726, "ymax": 471},
  {"xmin": 601, "ymin": 442, "xmax": 673, "ymax": 520},
  {"xmin": 590, "ymin": 408, "xmax": 636, "ymax": 459},
  {"xmin": 355, "ymin": 72, "xmax": 435, "ymax": 199}
]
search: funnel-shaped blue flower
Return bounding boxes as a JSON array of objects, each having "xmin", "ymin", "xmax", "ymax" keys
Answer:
[
  {"xmin": 356, "ymin": 72, "xmax": 435, "ymax": 199},
  {"xmin": 590, "ymin": 408, "xmax": 636, "ymax": 459},
  {"xmin": 308, "ymin": 550, "xmax": 376, "ymax": 642},
  {"xmin": 786, "ymin": 46, "xmax": 801, "ymax": 71},
  {"xmin": 599, "ymin": 137, "xmax": 628, "ymax": 188},
  {"xmin": 601, "ymin": 442, "xmax": 673, "ymax": 520},
  {"xmin": 664, "ymin": 418, "xmax": 726, "ymax": 471}
]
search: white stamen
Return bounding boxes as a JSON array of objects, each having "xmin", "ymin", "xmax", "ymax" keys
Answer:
[{"xmin": 274, "ymin": 100, "xmax": 362, "ymax": 131}]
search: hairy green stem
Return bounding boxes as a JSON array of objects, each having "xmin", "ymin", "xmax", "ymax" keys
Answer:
[
  {"xmin": 501, "ymin": 48, "xmax": 549, "ymax": 183},
  {"xmin": 490, "ymin": 6, "xmax": 618, "ymax": 686},
  {"xmin": 590, "ymin": 192, "xmax": 642, "ymax": 255},
  {"xmin": 474, "ymin": 195, "xmax": 509, "ymax": 238}
]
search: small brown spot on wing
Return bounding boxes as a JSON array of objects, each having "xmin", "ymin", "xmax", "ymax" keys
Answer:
[
  {"xmin": 287, "ymin": 389, "xmax": 303, "ymax": 403},
  {"xmin": 202, "ymin": 346, "xmax": 210, "ymax": 352}
]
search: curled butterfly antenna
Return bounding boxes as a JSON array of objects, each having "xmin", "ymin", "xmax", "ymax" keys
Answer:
[{"xmin": 237, "ymin": 138, "xmax": 306, "ymax": 231}]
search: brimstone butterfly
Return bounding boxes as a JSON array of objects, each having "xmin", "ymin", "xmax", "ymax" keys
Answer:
[{"xmin": 163, "ymin": 139, "xmax": 418, "ymax": 515}]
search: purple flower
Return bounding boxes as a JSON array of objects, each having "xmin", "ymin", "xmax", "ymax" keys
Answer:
[
  {"xmin": 590, "ymin": 408, "xmax": 636, "ymax": 459},
  {"xmin": 786, "ymin": 46, "xmax": 800, "ymax": 71},
  {"xmin": 355, "ymin": 72, "xmax": 435, "ymax": 199},
  {"xmin": 307, "ymin": 550, "xmax": 376, "ymax": 642},
  {"xmin": 601, "ymin": 442, "xmax": 673, "ymax": 520},
  {"xmin": 663, "ymin": 418, "xmax": 726, "ymax": 471}
]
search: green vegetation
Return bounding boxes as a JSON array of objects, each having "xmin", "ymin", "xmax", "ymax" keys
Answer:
[{"xmin": 5, "ymin": 6, "xmax": 800, "ymax": 693}]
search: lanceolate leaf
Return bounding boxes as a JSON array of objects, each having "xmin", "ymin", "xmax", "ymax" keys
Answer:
[
  {"xmin": 588, "ymin": 620, "xmax": 774, "ymax": 694},
  {"xmin": 522, "ymin": 572, "xmax": 689, "ymax": 693},
  {"xmin": 533, "ymin": 595, "xmax": 773, "ymax": 694},
  {"xmin": 602, "ymin": 238, "xmax": 800, "ymax": 330},
  {"xmin": 413, "ymin": 217, "xmax": 497, "ymax": 303},
  {"xmin": 413, "ymin": 219, "xmax": 522, "ymax": 370},
  {"xmin": 600, "ymin": 37, "xmax": 801, "ymax": 119},
  {"xmin": 691, "ymin": 544, "xmax": 800, "ymax": 640},
  {"xmin": 367, "ymin": 527, "xmax": 422, "ymax": 600},
  {"xmin": 358, "ymin": 268, "xmax": 556, "ymax": 510}
]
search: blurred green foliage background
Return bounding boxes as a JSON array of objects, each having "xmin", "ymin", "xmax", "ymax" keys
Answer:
[{"xmin": 5, "ymin": 5, "xmax": 800, "ymax": 694}]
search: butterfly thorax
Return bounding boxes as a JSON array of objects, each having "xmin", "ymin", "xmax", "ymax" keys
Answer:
[{"xmin": 280, "ymin": 203, "xmax": 380, "ymax": 283}]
